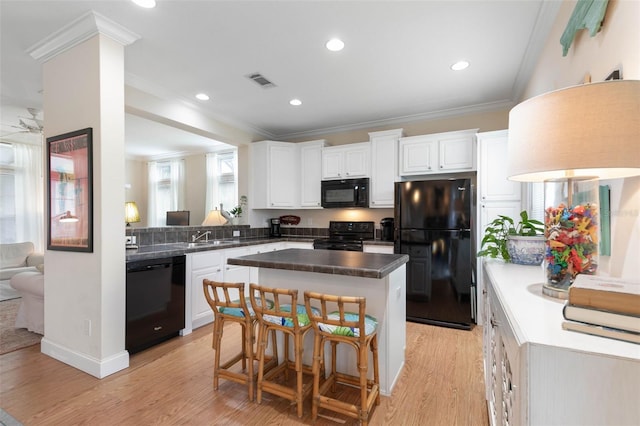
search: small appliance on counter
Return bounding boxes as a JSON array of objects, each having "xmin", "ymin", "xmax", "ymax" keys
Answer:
[
  {"xmin": 380, "ymin": 217, "xmax": 394, "ymax": 241},
  {"xmin": 269, "ymin": 218, "xmax": 281, "ymax": 237}
]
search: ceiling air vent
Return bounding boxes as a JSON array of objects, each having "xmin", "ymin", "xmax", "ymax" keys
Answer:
[{"xmin": 246, "ymin": 72, "xmax": 276, "ymax": 89}]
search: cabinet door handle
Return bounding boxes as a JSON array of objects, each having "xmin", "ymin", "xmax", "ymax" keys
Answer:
[{"xmin": 490, "ymin": 318, "xmax": 499, "ymax": 328}]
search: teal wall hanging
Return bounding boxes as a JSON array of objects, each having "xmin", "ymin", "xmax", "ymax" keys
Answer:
[{"xmin": 560, "ymin": 0, "xmax": 609, "ymax": 56}]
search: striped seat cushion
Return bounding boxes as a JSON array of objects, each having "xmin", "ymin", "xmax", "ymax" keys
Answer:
[
  {"xmin": 219, "ymin": 298, "xmax": 273, "ymax": 318},
  {"xmin": 263, "ymin": 304, "xmax": 320, "ymax": 327},
  {"xmin": 318, "ymin": 312, "xmax": 378, "ymax": 337}
]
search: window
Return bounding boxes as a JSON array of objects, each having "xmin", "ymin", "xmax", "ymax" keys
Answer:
[
  {"xmin": 205, "ymin": 150, "xmax": 238, "ymax": 214},
  {"xmin": 0, "ymin": 141, "xmax": 44, "ymax": 249},
  {"xmin": 148, "ymin": 159, "xmax": 185, "ymax": 226}
]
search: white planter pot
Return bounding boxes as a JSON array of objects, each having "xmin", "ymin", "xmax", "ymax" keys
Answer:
[{"xmin": 506, "ymin": 235, "xmax": 545, "ymax": 266}]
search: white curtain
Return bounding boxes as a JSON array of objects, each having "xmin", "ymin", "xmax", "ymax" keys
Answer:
[
  {"xmin": 13, "ymin": 141, "xmax": 44, "ymax": 250},
  {"xmin": 205, "ymin": 150, "xmax": 237, "ymax": 216},
  {"xmin": 204, "ymin": 153, "xmax": 219, "ymax": 215},
  {"xmin": 147, "ymin": 159, "xmax": 185, "ymax": 227}
]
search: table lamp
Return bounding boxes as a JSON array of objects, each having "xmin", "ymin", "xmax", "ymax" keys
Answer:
[
  {"xmin": 507, "ymin": 80, "xmax": 640, "ymax": 298},
  {"xmin": 125, "ymin": 201, "xmax": 141, "ymax": 249},
  {"xmin": 202, "ymin": 207, "xmax": 228, "ymax": 226}
]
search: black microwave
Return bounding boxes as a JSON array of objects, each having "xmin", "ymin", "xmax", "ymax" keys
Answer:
[{"xmin": 321, "ymin": 178, "xmax": 369, "ymax": 208}]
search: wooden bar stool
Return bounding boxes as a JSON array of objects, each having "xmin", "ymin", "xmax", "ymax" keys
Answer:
[
  {"xmin": 202, "ymin": 279, "xmax": 277, "ymax": 401},
  {"xmin": 304, "ymin": 291, "xmax": 380, "ymax": 426},
  {"xmin": 249, "ymin": 283, "xmax": 318, "ymax": 418}
]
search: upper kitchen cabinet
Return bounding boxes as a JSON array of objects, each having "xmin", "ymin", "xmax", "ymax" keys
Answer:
[
  {"xmin": 369, "ymin": 128, "xmax": 404, "ymax": 208},
  {"xmin": 399, "ymin": 129, "xmax": 478, "ymax": 176},
  {"xmin": 251, "ymin": 140, "xmax": 298, "ymax": 209},
  {"xmin": 321, "ymin": 142, "xmax": 370, "ymax": 180},
  {"xmin": 478, "ymin": 130, "xmax": 521, "ymax": 202},
  {"xmin": 299, "ymin": 140, "xmax": 326, "ymax": 208}
]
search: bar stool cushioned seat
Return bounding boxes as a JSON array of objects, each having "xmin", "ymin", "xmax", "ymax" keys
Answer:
[{"xmin": 304, "ymin": 291, "xmax": 381, "ymax": 426}]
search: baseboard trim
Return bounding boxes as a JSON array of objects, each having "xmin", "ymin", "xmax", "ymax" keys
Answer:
[{"xmin": 41, "ymin": 337, "xmax": 129, "ymax": 378}]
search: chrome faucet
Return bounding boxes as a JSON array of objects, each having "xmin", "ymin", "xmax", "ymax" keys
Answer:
[{"xmin": 192, "ymin": 230, "xmax": 211, "ymax": 243}]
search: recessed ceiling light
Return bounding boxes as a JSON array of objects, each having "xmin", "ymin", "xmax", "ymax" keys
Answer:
[
  {"xmin": 325, "ymin": 38, "xmax": 345, "ymax": 52},
  {"xmin": 195, "ymin": 93, "xmax": 210, "ymax": 101},
  {"xmin": 289, "ymin": 99, "xmax": 302, "ymax": 106},
  {"xmin": 451, "ymin": 60, "xmax": 470, "ymax": 71},
  {"xmin": 132, "ymin": 0, "xmax": 156, "ymax": 8}
]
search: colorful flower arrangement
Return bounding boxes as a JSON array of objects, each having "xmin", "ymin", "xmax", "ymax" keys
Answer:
[{"xmin": 545, "ymin": 203, "xmax": 599, "ymax": 290}]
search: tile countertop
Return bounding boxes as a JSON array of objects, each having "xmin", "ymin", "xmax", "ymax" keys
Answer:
[
  {"xmin": 227, "ymin": 248, "xmax": 409, "ymax": 279},
  {"xmin": 125, "ymin": 238, "xmax": 394, "ymax": 262}
]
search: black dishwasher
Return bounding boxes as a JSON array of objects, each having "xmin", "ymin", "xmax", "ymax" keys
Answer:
[{"xmin": 126, "ymin": 255, "xmax": 185, "ymax": 353}]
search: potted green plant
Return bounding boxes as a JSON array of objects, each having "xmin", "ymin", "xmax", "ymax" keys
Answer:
[{"xmin": 478, "ymin": 210, "xmax": 545, "ymax": 265}]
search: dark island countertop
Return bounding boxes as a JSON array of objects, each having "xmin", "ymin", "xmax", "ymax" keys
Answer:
[{"xmin": 227, "ymin": 248, "xmax": 409, "ymax": 279}]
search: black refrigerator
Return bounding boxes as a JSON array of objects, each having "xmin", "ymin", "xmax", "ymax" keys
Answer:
[{"xmin": 394, "ymin": 178, "xmax": 476, "ymax": 329}]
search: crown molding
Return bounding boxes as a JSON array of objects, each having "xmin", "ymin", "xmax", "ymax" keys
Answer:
[
  {"xmin": 277, "ymin": 99, "xmax": 515, "ymax": 141},
  {"xmin": 27, "ymin": 11, "xmax": 141, "ymax": 62}
]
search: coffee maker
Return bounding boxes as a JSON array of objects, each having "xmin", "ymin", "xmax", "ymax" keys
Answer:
[
  {"xmin": 380, "ymin": 217, "xmax": 394, "ymax": 241},
  {"xmin": 269, "ymin": 218, "xmax": 281, "ymax": 237}
]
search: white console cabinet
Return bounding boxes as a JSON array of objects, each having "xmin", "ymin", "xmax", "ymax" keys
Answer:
[{"xmin": 483, "ymin": 261, "xmax": 640, "ymax": 426}]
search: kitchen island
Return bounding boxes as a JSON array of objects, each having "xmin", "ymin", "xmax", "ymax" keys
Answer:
[{"xmin": 227, "ymin": 248, "xmax": 409, "ymax": 396}]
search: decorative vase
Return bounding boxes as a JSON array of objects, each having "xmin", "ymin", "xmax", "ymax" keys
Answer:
[
  {"xmin": 506, "ymin": 235, "xmax": 545, "ymax": 266},
  {"xmin": 543, "ymin": 177, "xmax": 599, "ymax": 299}
]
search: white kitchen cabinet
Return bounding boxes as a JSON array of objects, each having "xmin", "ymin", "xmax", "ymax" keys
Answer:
[
  {"xmin": 185, "ymin": 250, "xmax": 224, "ymax": 332},
  {"xmin": 285, "ymin": 241, "xmax": 314, "ymax": 250},
  {"xmin": 476, "ymin": 130, "xmax": 522, "ymax": 324},
  {"xmin": 251, "ymin": 140, "xmax": 298, "ymax": 208},
  {"xmin": 321, "ymin": 142, "xmax": 370, "ymax": 180},
  {"xmin": 299, "ymin": 140, "xmax": 326, "ymax": 208},
  {"xmin": 483, "ymin": 261, "xmax": 640, "ymax": 426},
  {"xmin": 399, "ymin": 129, "xmax": 477, "ymax": 176},
  {"xmin": 363, "ymin": 244, "xmax": 394, "ymax": 254},
  {"xmin": 369, "ymin": 128, "xmax": 404, "ymax": 208},
  {"xmin": 223, "ymin": 246, "xmax": 251, "ymax": 284},
  {"xmin": 478, "ymin": 130, "xmax": 521, "ymax": 202}
]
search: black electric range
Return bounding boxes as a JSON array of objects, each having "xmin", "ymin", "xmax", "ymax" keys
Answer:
[{"xmin": 313, "ymin": 221, "xmax": 375, "ymax": 252}]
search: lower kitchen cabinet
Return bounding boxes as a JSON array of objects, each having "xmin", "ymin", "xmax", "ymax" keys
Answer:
[
  {"xmin": 186, "ymin": 251, "xmax": 224, "ymax": 332},
  {"xmin": 363, "ymin": 244, "xmax": 394, "ymax": 254},
  {"xmin": 483, "ymin": 261, "xmax": 640, "ymax": 426}
]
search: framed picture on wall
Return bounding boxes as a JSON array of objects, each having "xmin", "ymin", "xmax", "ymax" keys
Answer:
[{"xmin": 47, "ymin": 127, "xmax": 93, "ymax": 252}]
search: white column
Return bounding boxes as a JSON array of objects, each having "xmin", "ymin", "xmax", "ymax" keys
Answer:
[{"xmin": 29, "ymin": 12, "xmax": 139, "ymax": 378}]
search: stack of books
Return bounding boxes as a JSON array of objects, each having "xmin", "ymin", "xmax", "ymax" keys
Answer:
[{"xmin": 562, "ymin": 274, "xmax": 640, "ymax": 344}]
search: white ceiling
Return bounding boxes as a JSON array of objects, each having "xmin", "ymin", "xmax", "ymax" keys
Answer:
[{"xmin": 0, "ymin": 0, "xmax": 560, "ymax": 158}]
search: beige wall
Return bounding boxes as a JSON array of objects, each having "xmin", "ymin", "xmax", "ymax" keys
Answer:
[
  {"xmin": 523, "ymin": 0, "xmax": 639, "ymax": 97},
  {"xmin": 287, "ymin": 108, "xmax": 509, "ymax": 146}
]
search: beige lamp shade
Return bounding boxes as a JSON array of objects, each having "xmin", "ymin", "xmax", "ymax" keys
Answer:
[
  {"xmin": 59, "ymin": 210, "xmax": 79, "ymax": 223},
  {"xmin": 125, "ymin": 201, "xmax": 141, "ymax": 225},
  {"xmin": 507, "ymin": 80, "xmax": 640, "ymax": 182},
  {"xmin": 202, "ymin": 208, "xmax": 228, "ymax": 226}
]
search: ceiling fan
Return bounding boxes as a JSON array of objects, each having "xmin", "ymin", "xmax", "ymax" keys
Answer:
[{"xmin": 1, "ymin": 107, "xmax": 44, "ymax": 139}]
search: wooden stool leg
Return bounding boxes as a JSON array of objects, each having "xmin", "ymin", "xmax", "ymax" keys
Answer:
[
  {"xmin": 372, "ymin": 334, "xmax": 380, "ymax": 405},
  {"xmin": 255, "ymin": 322, "xmax": 267, "ymax": 404},
  {"xmin": 213, "ymin": 318, "xmax": 224, "ymax": 391},
  {"xmin": 283, "ymin": 331, "xmax": 290, "ymax": 381},
  {"xmin": 244, "ymin": 321, "xmax": 255, "ymax": 401},
  {"xmin": 359, "ymin": 343, "xmax": 368, "ymax": 425},
  {"xmin": 311, "ymin": 333, "xmax": 322, "ymax": 421},
  {"xmin": 330, "ymin": 341, "xmax": 338, "ymax": 393},
  {"xmin": 295, "ymin": 331, "xmax": 305, "ymax": 418}
]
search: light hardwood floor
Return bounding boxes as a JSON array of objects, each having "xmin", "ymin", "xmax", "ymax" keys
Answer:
[{"xmin": 0, "ymin": 321, "xmax": 488, "ymax": 425}]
